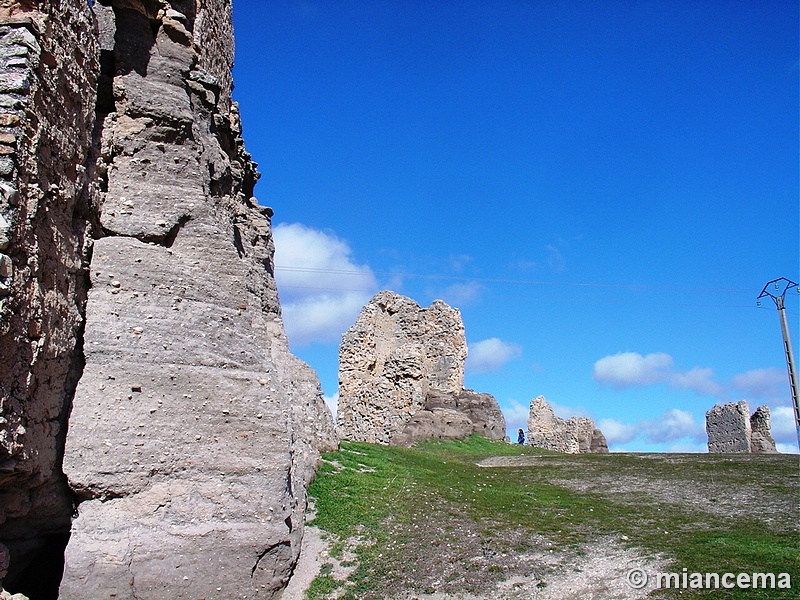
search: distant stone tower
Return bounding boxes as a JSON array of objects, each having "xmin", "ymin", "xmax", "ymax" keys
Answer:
[
  {"xmin": 527, "ymin": 396, "xmax": 608, "ymax": 454},
  {"xmin": 705, "ymin": 400, "xmax": 778, "ymax": 453}
]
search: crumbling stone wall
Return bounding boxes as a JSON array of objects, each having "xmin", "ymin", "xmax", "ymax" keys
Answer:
[
  {"xmin": 706, "ymin": 400, "xmax": 777, "ymax": 454},
  {"xmin": 0, "ymin": 1, "xmax": 98, "ymax": 595},
  {"xmin": 749, "ymin": 405, "xmax": 778, "ymax": 453},
  {"xmin": 0, "ymin": 1, "xmax": 337, "ymax": 598},
  {"xmin": 527, "ymin": 396, "xmax": 608, "ymax": 454},
  {"xmin": 338, "ymin": 291, "xmax": 506, "ymax": 446}
]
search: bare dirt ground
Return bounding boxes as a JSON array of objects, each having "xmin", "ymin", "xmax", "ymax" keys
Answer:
[
  {"xmin": 477, "ymin": 453, "xmax": 800, "ymax": 532},
  {"xmin": 287, "ymin": 525, "xmax": 668, "ymax": 600}
]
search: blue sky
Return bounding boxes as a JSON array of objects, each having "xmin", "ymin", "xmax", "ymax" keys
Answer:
[{"xmin": 231, "ymin": 0, "xmax": 799, "ymax": 452}]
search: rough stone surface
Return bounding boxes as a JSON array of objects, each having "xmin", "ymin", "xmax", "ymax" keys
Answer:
[
  {"xmin": 338, "ymin": 291, "xmax": 506, "ymax": 446},
  {"xmin": 527, "ymin": 396, "xmax": 608, "ymax": 454},
  {"xmin": 706, "ymin": 400, "xmax": 777, "ymax": 454},
  {"xmin": 749, "ymin": 405, "xmax": 778, "ymax": 454},
  {"xmin": 0, "ymin": 1, "xmax": 337, "ymax": 598},
  {"xmin": 706, "ymin": 401, "xmax": 752, "ymax": 453},
  {"xmin": 394, "ymin": 389, "xmax": 507, "ymax": 447},
  {"xmin": 0, "ymin": 2, "xmax": 98, "ymax": 594}
]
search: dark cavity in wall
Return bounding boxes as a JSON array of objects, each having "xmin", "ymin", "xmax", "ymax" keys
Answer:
[{"xmin": 6, "ymin": 533, "xmax": 70, "ymax": 599}]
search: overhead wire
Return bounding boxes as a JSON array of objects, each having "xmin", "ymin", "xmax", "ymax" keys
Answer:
[
  {"xmin": 273, "ymin": 266, "xmax": 800, "ymax": 312},
  {"xmin": 274, "ymin": 265, "xmax": 771, "ymax": 295}
]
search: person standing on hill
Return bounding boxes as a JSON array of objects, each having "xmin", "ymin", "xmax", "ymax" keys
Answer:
[{"xmin": 517, "ymin": 429, "xmax": 525, "ymax": 445}]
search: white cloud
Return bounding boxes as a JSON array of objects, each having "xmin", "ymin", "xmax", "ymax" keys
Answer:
[
  {"xmin": 280, "ymin": 292, "xmax": 370, "ymax": 346},
  {"xmin": 501, "ymin": 399, "xmax": 529, "ymax": 439},
  {"xmin": 549, "ymin": 401, "xmax": 590, "ymax": 420},
  {"xmin": 440, "ymin": 281, "xmax": 483, "ymax": 306},
  {"xmin": 770, "ymin": 406, "xmax": 797, "ymax": 443},
  {"xmin": 324, "ymin": 392, "xmax": 338, "ymax": 423},
  {"xmin": 466, "ymin": 338, "xmax": 522, "ymax": 374},
  {"xmin": 775, "ymin": 442, "xmax": 799, "ymax": 454},
  {"xmin": 732, "ymin": 368, "xmax": 789, "ymax": 401},
  {"xmin": 669, "ymin": 367, "xmax": 724, "ymax": 396},
  {"xmin": 593, "ymin": 352, "xmax": 674, "ymax": 388},
  {"xmin": 273, "ymin": 223, "xmax": 377, "ymax": 345},
  {"xmin": 642, "ymin": 408, "xmax": 703, "ymax": 444},
  {"xmin": 594, "ymin": 351, "xmax": 724, "ymax": 397},
  {"xmin": 448, "ymin": 254, "xmax": 473, "ymax": 273},
  {"xmin": 598, "ymin": 408, "xmax": 706, "ymax": 451},
  {"xmin": 597, "ymin": 418, "xmax": 637, "ymax": 445},
  {"xmin": 546, "ymin": 244, "xmax": 565, "ymax": 272}
]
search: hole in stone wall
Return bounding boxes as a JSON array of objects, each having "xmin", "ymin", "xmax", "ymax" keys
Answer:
[
  {"xmin": 96, "ymin": 49, "xmax": 116, "ymax": 114},
  {"xmin": 113, "ymin": 7, "xmax": 155, "ymax": 77},
  {"xmin": 5, "ymin": 532, "xmax": 70, "ymax": 600}
]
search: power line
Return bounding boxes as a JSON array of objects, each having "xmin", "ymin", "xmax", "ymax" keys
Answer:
[{"xmin": 274, "ymin": 265, "xmax": 757, "ymax": 295}]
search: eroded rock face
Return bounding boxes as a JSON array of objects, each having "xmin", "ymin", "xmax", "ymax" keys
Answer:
[
  {"xmin": 0, "ymin": 1, "xmax": 336, "ymax": 598},
  {"xmin": 394, "ymin": 389, "xmax": 507, "ymax": 447},
  {"xmin": 58, "ymin": 2, "xmax": 337, "ymax": 598},
  {"xmin": 527, "ymin": 396, "xmax": 608, "ymax": 454},
  {"xmin": 338, "ymin": 291, "xmax": 506, "ymax": 446},
  {"xmin": 706, "ymin": 400, "xmax": 777, "ymax": 454}
]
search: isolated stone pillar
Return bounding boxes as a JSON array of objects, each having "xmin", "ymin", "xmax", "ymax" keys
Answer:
[
  {"xmin": 706, "ymin": 400, "xmax": 752, "ymax": 453},
  {"xmin": 749, "ymin": 405, "xmax": 778, "ymax": 454},
  {"xmin": 338, "ymin": 290, "xmax": 505, "ymax": 446}
]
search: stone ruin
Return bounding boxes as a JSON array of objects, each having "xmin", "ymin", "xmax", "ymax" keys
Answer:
[
  {"xmin": 706, "ymin": 400, "xmax": 778, "ymax": 453},
  {"xmin": 527, "ymin": 396, "xmax": 608, "ymax": 453},
  {"xmin": 337, "ymin": 290, "xmax": 506, "ymax": 446},
  {"xmin": 0, "ymin": 1, "xmax": 336, "ymax": 598}
]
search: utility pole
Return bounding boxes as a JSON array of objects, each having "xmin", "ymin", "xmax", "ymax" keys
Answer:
[{"xmin": 758, "ymin": 278, "xmax": 799, "ymax": 451}]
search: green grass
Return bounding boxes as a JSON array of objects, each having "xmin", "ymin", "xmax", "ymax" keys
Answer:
[{"xmin": 306, "ymin": 435, "xmax": 799, "ymax": 599}]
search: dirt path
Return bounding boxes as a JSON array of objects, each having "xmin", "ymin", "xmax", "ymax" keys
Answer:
[
  {"xmin": 279, "ymin": 526, "xmax": 326, "ymax": 600},
  {"xmin": 284, "ymin": 525, "xmax": 667, "ymax": 600}
]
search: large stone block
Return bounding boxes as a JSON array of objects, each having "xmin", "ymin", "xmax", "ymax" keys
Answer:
[
  {"xmin": 706, "ymin": 401, "xmax": 752, "ymax": 453},
  {"xmin": 749, "ymin": 405, "xmax": 778, "ymax": 454}
]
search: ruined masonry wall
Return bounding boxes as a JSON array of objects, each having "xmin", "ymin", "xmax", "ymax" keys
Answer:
[
  {"xmin": 338, "ymin": 290, "xmax": 506, "ymax": 446},
  {"xmin": 706, "ymin": 400, "xmax": 777, "ymax": 454},
  {"xmin": 0, "ymin": 0, "xmax": 98, "ymax": 590},
  {"xmin": 527, "ymin": 396, "xmax": 608, "ymax": 454}
]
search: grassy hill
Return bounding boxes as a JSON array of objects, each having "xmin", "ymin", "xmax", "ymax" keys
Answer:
[{"xmin": 303, "ymin": 436, "xmax": 798, "ymax": 599}]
